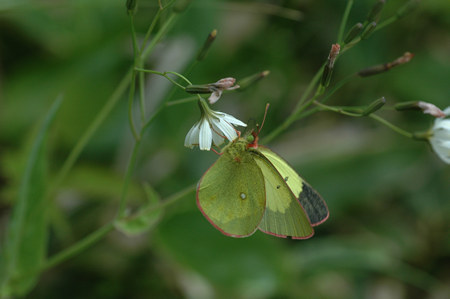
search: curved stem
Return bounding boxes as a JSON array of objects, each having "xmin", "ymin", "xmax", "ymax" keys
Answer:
[
  {"xmin": 369, "ymin": 114, "xmax": 414, "ymax": 139},
  {"xmin": 51, "ymin": 69, "xmax": 132, "ymax": 191},
  {"xmin": 43, "ymin": 222, "xmax": 114, "ymax": 270},
  {"xmin": 134, "ymin": 68, "xmax": 190, "ymax": 89},
  {"xmin": 313, "ymin": 101, "xmax": 362, "ymax": 117}
]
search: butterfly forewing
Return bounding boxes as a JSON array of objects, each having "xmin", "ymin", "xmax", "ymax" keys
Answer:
[
  {"xmin": 197, "ymin": 146, "xmax": 266, "ymax": 237},
  {"xmin": 253, "ymin": 155, "xmax": 314, "ymax": 239},
  {"xmin": 258, "ymin": 147, "xmax": 329, "ymax": 226}
]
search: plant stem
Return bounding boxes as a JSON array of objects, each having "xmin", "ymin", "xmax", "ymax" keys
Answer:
[
  {"xmin": 116, "ymin": 139, "xmax": 142, "ymax": 219},
  {"xmin": 150, "ymin": 184, "xmax": 196, "ymax": 212},
  {"xmin": 337, "ymin": 0, "xmax": 354, "ymax": 43},
  {"xmin": 141, "ymin": 13, "xmax": 177, "ymax": 60},
  {"xmin": 52, "ymin": 70, "xmax": 131, "ymax": 191},
  {"xmin": 134, "ymin": 68, "xmax": 191, "ymax": 89},
  {"xmin": 369, "ymin": 114, "xmax": 414, "ymax": 138},
  {"xmin": 166, "ymin": 95, "xmax": 198, "ymax": 106},
  {"xmin": 43, "ymin": 222, "xmax": 115, "ymax": 270},
  {"xmin": 127, "ymin": 70, "xmax": 140, "ymax": 140}
]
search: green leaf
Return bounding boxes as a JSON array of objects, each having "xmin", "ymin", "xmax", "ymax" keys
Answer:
[
  {"xmin": 0, "ymin": 96, "xmax": 63, "ymax": 297},
  {"xmin": 114, "ymin": 184, "xmax": 163, "ymax": 236}
]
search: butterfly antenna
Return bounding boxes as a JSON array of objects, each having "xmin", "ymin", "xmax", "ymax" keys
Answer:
[{"xmin": 257, "ymin": 103, "xmax": 270, "ymax": 135}]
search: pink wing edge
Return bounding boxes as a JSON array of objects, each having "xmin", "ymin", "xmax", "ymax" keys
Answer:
[{"xmin": 195, "ymin": 161, "xmax": 259, "ymax": 238}]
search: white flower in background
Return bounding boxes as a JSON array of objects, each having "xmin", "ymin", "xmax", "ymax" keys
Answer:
[
  {"xmin": 208, "ymin": 77, "xmax": 240, "ymax": 104},
  {"xmin": 429, "ymin": 107, "xmax": 450, "ymax": 164},
  {"xmin": 185, "ymin": 100, "xmax": 246, "ymax": 151}
]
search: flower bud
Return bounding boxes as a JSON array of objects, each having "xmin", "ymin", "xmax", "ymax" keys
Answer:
[
  {"xmin": 237, "ymin": 70, "xmax": 270, "ymax": 91},
  {"xmin": 197, "ymin": 29, "xmax": 217, "ymax": 61},
  {"xmin": 366, "ymin": 0, "xmax": 385, "ymax": 23},
  {"xmin": 395, "ymin": 101, "xmax": 446, "ymax": 118},
  {"xmin": 344, "ymin": 23, "xmax": 363, "ymax": 44},
  {"xmin": 361, "ymin": 22, "xmax": 377, "ymax": 39},
  {"xmin": 173, "ymin": 0, "xmax": 192, "ymax": 13},
  {"xmin": 126, "ymin": 0, "xmax": 137, "ymax": 14},
  {"xmin": 358, "ymin": 52, "xmax": 414, "ymax": 77},
  {"xmin": 362, "ymin": 97, "xmax": 386, "ymax": 116},
  {"xmin": 185, "ymin": 84, "xmax": 213, "ymax": 94},
  {"xmin": 396, "ymin": 0, "xmax": 419, "ymax": 18},
  {"xmin": 320, "ymin": 44, "xmax": 340, "ymax": 88}
]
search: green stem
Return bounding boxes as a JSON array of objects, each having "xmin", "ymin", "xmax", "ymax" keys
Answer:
[
  {"xmin": 150, "ymin": 184, "xmax": 196, "ymax": 212},
  {"xmin": 116, "ymin": 139, "xmax": 142, "ymax": 219},
  {"xmin": 262, "ymin": 92, "xmax": 320, "ymax": 144},
  {"xmin": 294, "ymin": 63, "xmax": 324, "ymax": 109},
  {"xmin": 43, "ymin": 222, "xmax": 115, "ymax": 270},
  {"xmin": 369, "ymin": 114, "xmax": 414, "ymax": 138},
  {"xmin": 313, "ymin": 101, "xmax": 362, "ymax": 117},
  {"xmin": 140, "ymin": 10, "xmax": 162, "ymax": 53},
  {"xmin": 141, "ymin": 13, "xmax": 177, "ymax": 61},
  {"xmin": 166, "ymin": 95, "xmax": 198, "ymax": 106},
  {"xmin": 134, "ymin": 68, "xmax": 191, "ymax": 89},
  {"xmin": 128, "ymin": 70, "xmax": 140, "ymax": 140},
  {"xmin": 297, "ymin": 73, "xmax": 356, "ymax": 118},
  {"xmin": 139, "ymin": 69, "xmax": 146, "ymax": 123},
  {"xmin": 51, "ymin": 70, "xmax": 131, "ymax": 191},
  {"xmin": 337, "ymin": 0, "xmax": 354, "ymax": 43}
]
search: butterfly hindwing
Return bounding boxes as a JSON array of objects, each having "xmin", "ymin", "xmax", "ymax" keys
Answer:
[
  {"xmin": 197, "ymin": 145, "xmax": 266, "ymax": 237},
  {"xmin": 252, "ymin": 154, "xmax": 314, "ymax": 239},
  {"xmin": 258, "ymin": 147, "xmax": 329, "ymax": 226}
]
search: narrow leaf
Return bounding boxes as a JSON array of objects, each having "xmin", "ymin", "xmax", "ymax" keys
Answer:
[{"xmin": 0, "ymin": 96, "xmax": 63, "ymax": 297}]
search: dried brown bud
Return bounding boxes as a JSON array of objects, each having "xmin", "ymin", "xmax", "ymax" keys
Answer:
[
  {"xmin": 358, "ymin": 52, "xmax": 414, "ymax": 77},
  {"xmin": 321, "ymin": 44, "xmax": 341, "ymax": 87}
]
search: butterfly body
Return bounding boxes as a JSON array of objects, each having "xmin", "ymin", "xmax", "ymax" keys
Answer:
[{"xmin": 197, "ymin": 135, "xmax": 328, "ymax": 239}]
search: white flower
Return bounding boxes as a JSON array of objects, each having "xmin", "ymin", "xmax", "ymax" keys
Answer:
[
  {"xmin": 185, "ymin": 100, "xmax": 246, "ymax": 151},
  {"xmin": 208, "ymin": 77, "xmax": 240, "ymax": 104},
  {"xmin": 429, "ymin": 107, "xmax": 450, "ymax": 164}
]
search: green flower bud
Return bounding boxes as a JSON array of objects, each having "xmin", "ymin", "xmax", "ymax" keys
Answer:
[
  {"xmin": 362, "ymin": 97, "xmax": 386, "ymax": 116},
  {"xmin": 366, "ymin": 0, "xmax": 385, "ymax": 23},
  {"xmin": 361, "ymin": 22, "xmax": 377, "ymax": 39},
  {"xmin": 344, "ymin": 23, "xmax": 363, "ymax": 44},
  {"xmin": 173, "ymin": 0, "xmax": 192, "ymax": 13},
  {"xmin": 237, "ymin": 70, "xmax": 270, "ymax": 91},
  {"xmin": 126, "ymin": 0, "xmax": 137, "ymax": 14},
  {"xmin": 396, "ymin": 0, "xmax": 419, "ymax": 18},
  {"xmin": 197, "ymin": 29, "xmax": 217, "ymax": 61}
]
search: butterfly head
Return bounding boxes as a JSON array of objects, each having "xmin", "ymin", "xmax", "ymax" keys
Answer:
[{"xmin": 245, "ymin": 103, "xmax": 269, "ymax": 149}]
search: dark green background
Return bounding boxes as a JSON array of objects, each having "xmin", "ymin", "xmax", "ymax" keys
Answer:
[{"xmin": 1, "ymin": 0, "xmax": 449, "ymax": 298}]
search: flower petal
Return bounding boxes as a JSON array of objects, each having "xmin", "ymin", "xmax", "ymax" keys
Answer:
[
  {"xmin": 211, "ymin": 128, "xmax": 225, "ymax": 146},
  {"xmin": 433, "ymin": 119, "xmax": 450, "ymax": 132},
  {"xmin": 430, "ymin": 139, "xmax": 450, "ymax": 164},
  {"xmin": 443, "ymin": 106, "xmax": 450, "ymax": 116},
  {"xmin": 184, "ymin": 122, "xmax": 200, "ymax": 148},
  {"xmin": 215, "ymin": 118, "xmax": 238, "ymax": 141},
  {"xmin": 198, "ymin": 118, "xmax": 212, "ymax": 150},
  {"xmin": 208, "ymin": 90, "xmax": 222, "ymax": 104},
  {"xmin": 221, "ymin": 113, "xmax": 247, "ymax": 127}
]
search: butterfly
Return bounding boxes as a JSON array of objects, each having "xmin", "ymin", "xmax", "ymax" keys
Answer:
[{"xmin": 196, "ymin": 117, "xmax": 329, "ymax": 239}]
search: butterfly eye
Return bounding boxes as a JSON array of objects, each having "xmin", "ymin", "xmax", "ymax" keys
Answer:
[{"xmin": 246, "ymin": 135, "xmax": 255, "ymax": 143}]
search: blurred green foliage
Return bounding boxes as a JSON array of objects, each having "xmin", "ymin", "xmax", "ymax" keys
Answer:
[{"xmin": 0, "ymin": 0, "xmax": 449, "ymax": 298}]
